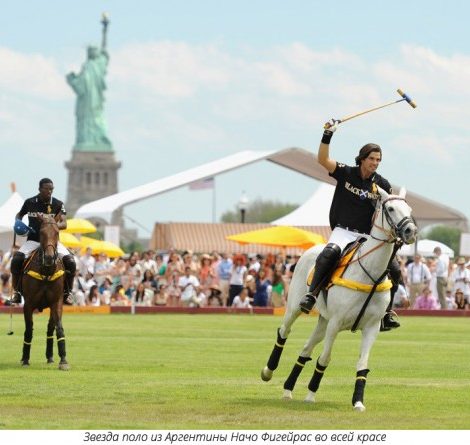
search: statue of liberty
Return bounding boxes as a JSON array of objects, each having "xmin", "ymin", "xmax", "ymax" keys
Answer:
[{"xmin": 66, "ymin": 14, "xmax": 112, "ymax": 151}]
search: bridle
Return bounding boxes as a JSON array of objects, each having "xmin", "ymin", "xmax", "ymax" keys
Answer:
[
  {"xmin": 39, "ymin": 219, "xmax": 59, "ymax": 273},
  {"xmin": 371, "ymin": 196, "xmax": 415, "ymax": 244}
]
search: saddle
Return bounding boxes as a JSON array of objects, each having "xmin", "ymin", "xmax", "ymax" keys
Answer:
[{"xmin": 307, "ymin": 238, "xmax": 392, "ymax": 294}]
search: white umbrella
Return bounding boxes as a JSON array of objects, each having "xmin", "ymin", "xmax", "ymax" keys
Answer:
[{"xmin": 398, "ymin": 239, "xmax": 454, "ymax": 258}]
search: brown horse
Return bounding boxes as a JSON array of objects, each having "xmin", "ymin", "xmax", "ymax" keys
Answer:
[{"xmin": 20, "ymin": 213, "xmax": 69, "ymax": 370}]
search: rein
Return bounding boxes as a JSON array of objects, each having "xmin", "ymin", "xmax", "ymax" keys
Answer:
[{"xmin": 348, "ymin": 196, "xmax": 408, "ymax": 332}]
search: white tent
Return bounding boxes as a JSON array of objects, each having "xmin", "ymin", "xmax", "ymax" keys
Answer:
[
  {"xmin": 0, "ymin": 191, "xmax": 24, "ymax": 251},
  {"xmin": 271, "ymin": 183, "xmax": 334, "ymax": 226},
  {"xmin": 397, "ymin": 239, "xmax": 454, "ymax": 258},
  {"xmin": 75, "ymin": 147, "xmax": 468, "ymax": 231}
]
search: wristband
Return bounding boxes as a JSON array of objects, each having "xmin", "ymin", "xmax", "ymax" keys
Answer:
[{"xmin": 321, "ymin": 130, "xmax": 333, "ymax": 144}]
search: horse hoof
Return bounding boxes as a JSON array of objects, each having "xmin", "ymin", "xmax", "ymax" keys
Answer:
[
  {"xmin": 21, "ymin": 361, "xmax": 30, "ymax": 367},
  {"xmin": 58, "ymin": 362, "xmax": 70, "ymax": 371},
  {"xmin": 282, "ymin": 389, "xmax": 293, "ymax": 400},
  {"xmin": 304, "ymin": 391, "xmax": 315, "ymax": 403},
  {"xmin": 47, "ymin": 359, "xmax": 54, "ymax": 364},
  {"xmin": 261, "ymin": 367, "xmax": 273, "ymax": 382},
  {"xmin": 353, "ymin": 402, "xmax": 366, "ymax": 412}
]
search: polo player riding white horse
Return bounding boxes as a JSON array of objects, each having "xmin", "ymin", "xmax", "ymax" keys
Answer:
[{"xmin": 299, "ymin": 120, "xmax": 404, "ymax": 331}]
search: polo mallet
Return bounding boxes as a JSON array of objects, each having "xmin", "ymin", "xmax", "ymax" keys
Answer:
[
  {"xmin": 7, "ymin": 232, "xmax": 17, "ymax": 335},
  {"xmin": 325, "ymin": 88, "xmax": 417, "ymax": 128}
]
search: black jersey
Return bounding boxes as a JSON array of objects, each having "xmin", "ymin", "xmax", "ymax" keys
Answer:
[
  {"xmin": 329, "ymin": 162, "xmax": 392, "ymax": 234},
  {"xmin": 18, "ymin": 195, "xmax": 66, "ymax": 242}
]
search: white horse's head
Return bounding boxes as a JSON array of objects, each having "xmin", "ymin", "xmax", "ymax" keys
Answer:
[{"xmin": 374, "ymin": 186, "xmax": 418, "ymax": 245}]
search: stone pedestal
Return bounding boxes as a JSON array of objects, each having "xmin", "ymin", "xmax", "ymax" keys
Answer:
[{"xmin": 65, "ymin": 150, "xmax": 121, "ymax": 219}]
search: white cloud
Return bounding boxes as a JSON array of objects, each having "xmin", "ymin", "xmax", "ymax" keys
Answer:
[{"xmin": 0, "ymin": 47, "xmax": 69, "ymax": 99}]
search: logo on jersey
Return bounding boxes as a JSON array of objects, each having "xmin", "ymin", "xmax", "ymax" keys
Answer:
[{"xmin": 345, "ymin": 181, "xmax": 379, "ymax": 200}]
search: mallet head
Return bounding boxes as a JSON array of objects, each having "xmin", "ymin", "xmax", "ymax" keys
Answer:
[{"xmin": 397, "ymin": 88, "xmax": 417, "ymax": 108}]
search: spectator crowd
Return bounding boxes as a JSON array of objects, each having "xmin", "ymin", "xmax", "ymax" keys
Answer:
[{"xmin": 0, "ymin": 244, "xmax": 469, "ymax": 311}]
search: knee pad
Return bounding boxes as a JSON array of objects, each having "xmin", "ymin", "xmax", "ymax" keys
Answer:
[
  {"xmin": 322, "ymin": 243, "xmax": 342, "ymax": 261},
  {"xmin": 11, "ymin": 252, "xmax": 25, "ymax": 275},
  {"xmin": 62, "ymin": 255, "xmax": 77, "ymax": 274}
]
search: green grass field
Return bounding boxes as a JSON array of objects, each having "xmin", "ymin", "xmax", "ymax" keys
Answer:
[{"xmin": 0, "ymin": 312, "xmax": 469, "ymax": 430}]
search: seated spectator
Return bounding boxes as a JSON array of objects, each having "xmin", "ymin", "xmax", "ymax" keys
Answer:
[
  {"xmin": 445, "ymin": 290, "xmax": 457, "ymax": 310},
  {"xmin": 178, "ymin": 266, "xmax": 202, "ymax": 307},
  {"xmin": 413, "ymin": 287, "xmax": 439, "ymax": 310},
  {"xmin": 142, "ymin": 269, "xmax": 159, "ymax": 293},
  {"xmin": 392, "ymin": 283, "xmax": 410, "ymax": 309},
  {"xmin": 231, "ymin": 287, "xmax": 253, "ymax": 311},
  {"xmin": 133, "ymin": 282, "xmax": 154, "ymax": 305},
  {"xmin": 153, "ymin": 284, "xmax": 168, "ymax": 306},
  {"xmin": 454, "ymin": 289, "xmax": 469, "ymax": 310},
  {"xmin": 207, "ymin": 284, "xmax": 223, "ymax": 307},
  {"xmin": 99, "ymin": 276, "xmax": 113, "ymax": 305},
  {"xmin": 110, "ymin": 284, "xmax": 131, "ymax": 306},
  {"xmin": 87, "ymin": 284, "xmax": 101, "ymax": 306}
]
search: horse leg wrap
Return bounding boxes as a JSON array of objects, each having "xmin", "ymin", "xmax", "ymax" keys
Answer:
[
  {"xmin": 352, "ymin": 369, "xmax": 370, "ymax": 406},
  {"xmin": 283, "ymin": 356, "xmax": 312, "ymax": 391},
  {"xmin": 308, "ymin": 359, "xmax": 328, "ymax": 393},
  {"xmin": 267, "ymin": 328, "xmax": 287, "ymax": 371}
]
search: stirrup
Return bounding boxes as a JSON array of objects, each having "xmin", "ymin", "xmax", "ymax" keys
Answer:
[
  {"xmin": 299, "ymin": 292, "xmax": 317, "ymax": 314},
  {"xmin": 63, "ymin": 292, "xmax": 73, "ymax": 305},
  {"xmin": 10, "ymin": 291, "xmax": 23, "ymax": 305},
  {"xmin": 380, "ymin": 311, "xmax": 400, "ymax": 332}
]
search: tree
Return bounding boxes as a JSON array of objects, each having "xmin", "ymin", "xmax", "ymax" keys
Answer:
[
  {"xmin": 221, "ymin": 198, "xmax": 299, "ymax": 223},
  {"xmin": 422, "ymin": 225, "xmax": 462, "ymax": 256}
]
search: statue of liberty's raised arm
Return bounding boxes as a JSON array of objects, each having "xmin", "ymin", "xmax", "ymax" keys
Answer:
[{"xmin": 66, "ymin": 13, "xmax": 112, "ymax": 151}]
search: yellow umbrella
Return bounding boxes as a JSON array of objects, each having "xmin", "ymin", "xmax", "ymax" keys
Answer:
[
  {"xmin": 226, "ymin": 226, "xmax": 326, "ymax": 250},
  {"xmin": 59, "ymin": 231, "xmax": 82, "ymax": 248},
  {"xmin": 63, "ymin": 218, "xmax": 97, "ymax": 234},
  {"xmin": 80, "ymin": 236, "xmax": 125, "ymax": 258}
]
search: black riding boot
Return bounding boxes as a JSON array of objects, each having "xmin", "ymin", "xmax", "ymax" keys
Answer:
[
  {"xmin": 10, "ymin": 252, "xmax": 25, "ymax": 304},
  {"xmin": 62, "ymin": 254, "xmax": 76, "ymax": 305},
  {"xmin": 381, "ymin": 258, "xmax": 401, "ymax": 331},
  {"xmin": 299, "ymin": 243, "xmax": 341, "ymax": 314}
]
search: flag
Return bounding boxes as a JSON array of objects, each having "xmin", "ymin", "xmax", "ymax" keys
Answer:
[{"xmin": 189, "ymin": 177, "xmax": 215, "ymax": 190}]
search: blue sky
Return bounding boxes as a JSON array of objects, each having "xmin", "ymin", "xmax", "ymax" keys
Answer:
[{"xmin": 1, "ymin": 1, "xmax": 469, "ymax": 237}]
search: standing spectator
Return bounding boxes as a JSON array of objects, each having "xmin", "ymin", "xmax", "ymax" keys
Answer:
[
  {"xmin": 406, "ymin": 254, "xmax": 432, "ymax": 307},
  {"xmin": 270, "ymin": 270, "xmax": 286, "ymax": 307},
  {"xmin": 94, "ymin": 252, "xmax": 110, "ymax": 287},
  {"xmin": 199, "ymin": 254, "xmax": 216, "ymax": 297},
  {"xmin": 247, "ymin": 254, "xmax": 261, "ymax": 274},
  {"xmin": 450, "ymin": 257, "xmax": 470, "ymax": 300},
  {"xmin": 433, "ymin": 247, "xmax": 449, "ymax": 310},
  {"xmin": 413, "ymin": 287, "xmax": 439, "ymax": 310},
  {"xmin": 165, "ymin": 252, "xmax": 183, "ymax": 307},
  {"xmin": 140, "ymin": 250, "xmax": 158, "ymax": 276},
  {"xmin": 228, "ymin": 254, "xmax": 247, "ymax": 306},
  {"xmin": 217, "ymin": 252, "xmax": 233, "ymax": 307},
  {"xmin": 79, "ymin": 247, "xmax": 96, "ymax": 278},
  {"xmin": 253, "ymin": 268, "xmax": 271, "ymax": 307},
  {"xmin": 155, "ymin": 254, "xmax": 167, "ymax": 286}
]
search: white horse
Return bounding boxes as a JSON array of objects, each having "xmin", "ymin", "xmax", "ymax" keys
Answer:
[{"xmin": 261, "ymin": 187, "xmax": 417, "ymax": 411}]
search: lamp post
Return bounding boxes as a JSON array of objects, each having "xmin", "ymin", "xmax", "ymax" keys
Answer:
[{"xmin": 238, "ymin": 191, "xmax": 249, "ymax": 223}]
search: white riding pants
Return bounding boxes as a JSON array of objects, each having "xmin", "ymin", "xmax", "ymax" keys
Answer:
[
  {"xmin": 327, "ymin": 227, "xmax": 369, "ymax": 252},
  {"xmin": 19, "ymin": 240, "xmax": 70, "ymax": 258}
]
